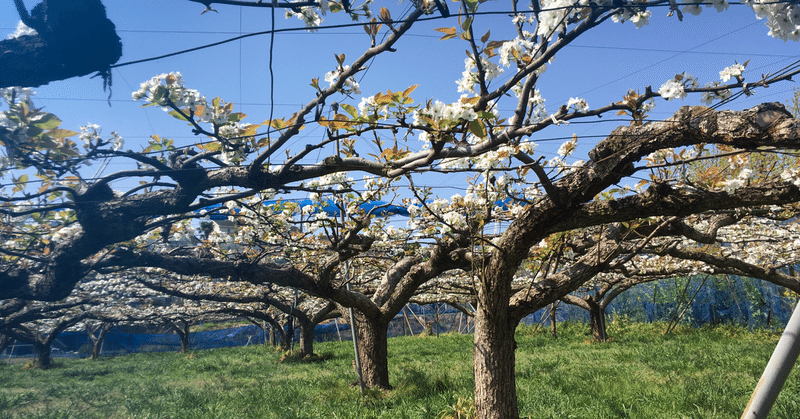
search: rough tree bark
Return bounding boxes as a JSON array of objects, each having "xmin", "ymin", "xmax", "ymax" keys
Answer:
[
  {"xmin": 473, "ymin": 299, "xmax": 519, "ymax": 419},
  {"xmin": 561, "ymin": 294, "xmax": 608, "ymax": 342},
  {"xmin": 350, "ymin": 311, "xmax": 392, "ymax": 389},
  {"xmin": 2, "ymin": 0, "xmax": 122, "ymax": 88},
  {"xmin": 587, "ymin": 299, "xmax": 607, "ymax": 342},
  {"xmin": 0, "ymin": 333, "xmax": 12, "ymax": 358},
  {"xmin": 166, "ymin": 319, "xmax": 191, "ymax": 353},
  {"xmin": 32, "ymin": 339, "xmax": 53, "ymax": 368},
  {"xmin": 87, "ymin": 322, "xmax": 112, "ymax": 359}
]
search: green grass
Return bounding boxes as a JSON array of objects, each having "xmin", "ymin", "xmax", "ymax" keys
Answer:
[{"xmin": 1, "ymin": 321, "xmax": 799, "ymax": 419}]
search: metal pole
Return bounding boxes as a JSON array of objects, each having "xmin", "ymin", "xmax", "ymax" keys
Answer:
[
  {"xmin": 741, "ymin": 301, "xmax": 800, "ymax": 419},
  {"xmin": 334, "ymin": 318, "xmax": 342, "ymax": 342},
  {"xmin": 290, "ymin": 289, "xmax": 297, "ymax": 353}
]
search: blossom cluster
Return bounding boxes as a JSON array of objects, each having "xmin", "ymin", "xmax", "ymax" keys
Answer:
[
  {"xmin": 536, "ymin": 0, "xmax": 577, "ymax": 41},
  {"xmin": 286, "ymin": 6, "xmax": 323, "ymax": 30},
  {"xmin": 358, "ymin": 95, "xmax": 388, "ymax": 118},
  {"xmin": 719, "ymin": 63, "xmax": 746, "ymax": 82},
  {"xmin": 498, "ymin": 36, "xmax": 536, "ymax": 67},
  {"xmin": 610, "ymin": 7, "xmax": 651, "ymax": 29},
  {"xmin": 511, "ymin": 86, "xmax": 547, "ymax": 122},
  {"xmin": 745, "ymin": 0, "xmax": 800, "ymax": 42},
  {"xmin": 133, "ymin": 73, "xmax": 234, "ymax": 128},
  {"xmin": 133, "ymin": 73, "xmax": 257, "ymax": 164},
  {"xmin": 566, "ymin": 97, "xmax": 589, "ymax": 113},
  {"xmin": 457, "ymin": 57, "xmax": 504, "ymax": 94},
  {"xmin": 79, "ymin": 123, "xmax": 124, "ymax": 151},
  {"xmin": 324, "ymin": 65, "xmax": 361, "ymax": 95},
  {"xmin": 133, "ymin": 73, "xmax": 205, "ymax": 116},
  {"xmin": 658, "ymin": 72, "xmax": 698, "ymax": 101},
  {"xmin": 412, "ymin": 99, "xmax": 479, "ymax": 127},
  {"xmin": 719, "ymin": 168, "xmax": 754, "ymax": 193}
]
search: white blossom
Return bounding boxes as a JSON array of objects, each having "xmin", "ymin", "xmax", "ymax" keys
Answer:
[
  {"xmin": 658, "ymin": 73, "xmax": 698, "ymax": 101},
  {"xmin": 79, "ymin": 123, "xmax": 102, "ymax": 148},
  {"xmin": 566, "ymin": 97, "xmax": 589, "ymax": 113},
  {"xmin": 719, "ymin": 63, "xmax": 746, "ymax": 82},
  {"xmin": 7, "ymin": 21, "xmax": 37, "ymax": 39},
  {"xmin": 286, "ymin": 6, "xmax": 323, "ymax": 30}
]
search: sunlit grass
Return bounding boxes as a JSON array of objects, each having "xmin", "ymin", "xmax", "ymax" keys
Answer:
[{"xmin": 1, "ymin": 322, "xmax": 798, "ymax": 419}]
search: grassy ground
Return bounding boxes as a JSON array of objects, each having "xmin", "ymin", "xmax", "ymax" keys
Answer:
[{"xmin": 1, "ymin": 321, "xmax": 799, "ymax": 419}]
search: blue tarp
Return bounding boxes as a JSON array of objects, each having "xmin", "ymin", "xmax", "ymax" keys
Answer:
[
  {"xmin": 4, "ymin": 278, "xmax": 795, "ymax": 358},
  {"xmin": 519, "ymin": 275, "xmax": 795, "ymax": 329},
  {"xmin": 25, "ymin": 322, "xmax": 352, "ymax": 356}
]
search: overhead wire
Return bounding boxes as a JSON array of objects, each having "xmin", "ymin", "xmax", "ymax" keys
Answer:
[
  {"xmin": 106, "ymin": 1, "xmax": 800, "ymax": 69},
  {"xmin": 3, "ymin": 1, "xmax": 799, "ymax": 194}
]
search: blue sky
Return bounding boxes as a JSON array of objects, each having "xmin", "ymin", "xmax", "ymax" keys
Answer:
[{"xmin": 1, "ymin": 1, "xmax": 799, "ymax": 195}]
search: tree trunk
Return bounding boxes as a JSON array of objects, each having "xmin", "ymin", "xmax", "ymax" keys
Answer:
[
  {"xmin": 297, "ymin": 320, "xmax": 315, "ymax": 357},
  {"xmin": 0, "ymin": 334, "xmax": 12, "ymax": 359},
  {"xmin": 167, "ymin": 319, "xmax": 190, "ymax": 353},
  {"xmin": 352, "ymin": 312, "xmax": 392, "ymax": 390},
  {"xmin": 33, "ymin": 340, "xmax": 52, "ymax": 369},
  {"xmin": 588, "ymin": 300, "xmax": 608, "ymax": 342},
  {"xmin": 474, "ymin": 302, "xmax": 519, "ymax": 419},
  {"xmin": 179, "ymin": 332, "xmax": 189, "ymax": 353},
  {"xmin": 88, "ymin": 323, "xmax": 111, "ymax": 360},
  {"xmin": 92, "ymin": 338, "xmax": 102, "ymax": 359}
]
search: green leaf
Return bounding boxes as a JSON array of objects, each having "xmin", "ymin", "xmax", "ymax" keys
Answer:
[
  {"xmin": 200, "ymin": 142, "xmax": 222, "ymax": 152},
  {"xmin": 13, "ymin": 174, "xmax": 28, "ymax": 193},
  {"xmin": 30, "ymin": 113, "xmax": 62, "ymax": 130},
  {"xmin": 340, "ymin": 103, "xmax": 358, "ymax": 118},
  {"xmin": 468, "ymin": 120, "xmax": 485, "ymax": 138},
  {"xmin": 47, "ymin": 129, "xmax": 78, "ymax": 139},
  {"xmin": 228, "ymin": 112, "xmax": 247, "ymax": 123},
  {"xmin": 25, "ymin": 126, "xmax": 44, "ymax": 139},
  {"xmin": 269, "ymin": 119, "xmax": 286, "ymax": 130},
  {"xmin": 461, "ymin": 17, "xmax": 473, "ymax": 32},
  {"xmin": 169, "ymin": 110, "xmax": 188, "ymax": 121}
]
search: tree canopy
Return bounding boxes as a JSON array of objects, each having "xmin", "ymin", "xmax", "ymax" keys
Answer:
[{"xmin": 3, "ymin": 1, "xmax": 800, "ymax": 418}]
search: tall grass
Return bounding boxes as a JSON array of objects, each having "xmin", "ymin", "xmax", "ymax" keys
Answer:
[{"xmin": 1, "ymin": 321, "xmax": 798, "ymax": 419}]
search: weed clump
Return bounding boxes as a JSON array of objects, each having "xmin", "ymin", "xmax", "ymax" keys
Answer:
[
  {"xmin": 438, "ymin": 397, "xmax": 475, "ymax": 419},
  {"xmin": 279, "ymin": 351, "xmax": 333, "ymax": 363}
]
